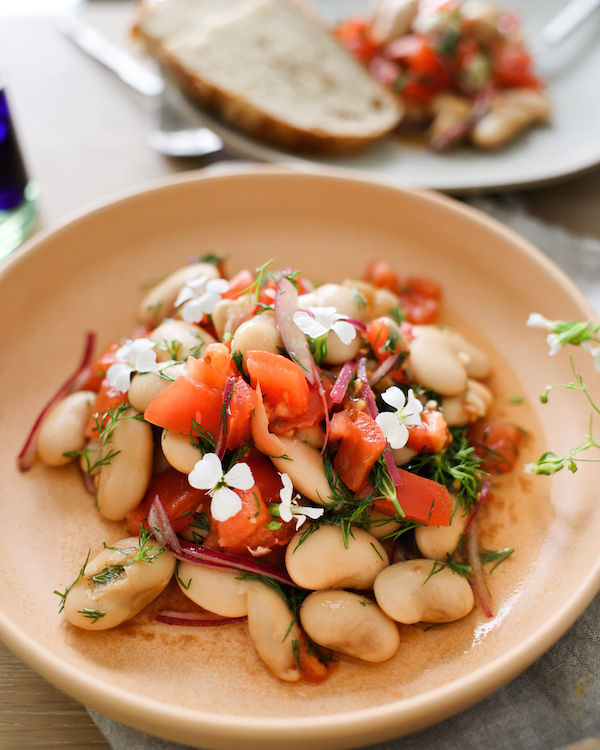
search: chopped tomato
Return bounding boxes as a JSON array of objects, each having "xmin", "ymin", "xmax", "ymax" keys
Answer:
[
  {"xmin": 221, "ymin": 269, "xmax": 254, "ymax": 300},
  {"xmin": 126, "ymin": 466, "xmax": 209, "ymax": 535},
  {"xmin": 330, "ymin": 411, "xmax": 386, "ymax": 492},
  {"xmin": 493, "ymin": 45, "xmax": 541, "ymax": 89},
  {"xmin": 366, "ymin": 317, "xmax": 408, "ymax": 383},
  {"xmin": 84, "ymin": 377, "xmax": 128, "ymax": 439},
  {"xmin": 185, "ymin": 343, "xmax": 232, "ymax": 391},
  {"xmin": 246, "ymin": 350, "xmax": 310, "ymax": 420},
  {"xmin": 334, "ymin": 17, "xmax": 379, "ymax": 64},
  {"xmin": 80, "ymin": 341, "xmax": 121, "ymax": 392},
  {"xmin": 363, "ymin": 259, "xmax": 401, "ymax": 295},
  {"xmin": 297, "ymin": 631, "xmax": 332, "ymax": 684},
  {"xmin": 398, "ymin": 290, "xmax": 439, "ymax": 324},
  {"xmin": 469, "ymin": 421, "xmax": 522, "ymax": 474},
  {"xmin": 406, "ymin": 276, "xmax": 441, "ymax": 299},
  {"xmin": 244, "ymin": 449, "xmax": 284, "ymax": 503},
  {"xmin": 372, "ymin": 468, "xmax": 452, "ymax": 526},
  {"xmin": 144, "ymin": 375, "xmax": 222, "ymax": 438},
  {"xmin": 269, "ymin": 380, "xmax": 331, "ymax": 435},
  {"xmin": 385, "ymin": 34, "xmax": 446, "ymax": 78},
  {"xmin": 226, "ymin": 376, "xmax": 258, "ymax": 450},
  {"xmin": 407, "ymin": 410, "xmax": 451, "ymax": 454}
]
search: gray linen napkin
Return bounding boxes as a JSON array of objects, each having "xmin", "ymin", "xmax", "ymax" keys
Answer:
[{"xmin": 88, "ymin": 195, "xmax": 600, "ymax": 750}]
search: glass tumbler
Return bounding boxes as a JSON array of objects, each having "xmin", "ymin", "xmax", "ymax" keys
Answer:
[{"xmin": 0, "ymin": 74, "xmax": 37, "ymax": 261}]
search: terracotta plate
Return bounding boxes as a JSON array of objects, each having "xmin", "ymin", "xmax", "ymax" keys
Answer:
[{"xmin": 0, "ymin": 166, "xmax": 598, "ymax": 749}]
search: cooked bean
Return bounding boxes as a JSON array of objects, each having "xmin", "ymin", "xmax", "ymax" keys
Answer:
[
  {"xmin": 285, "ymin": 524, "xmax": 389, "ymax": 590},
  {"xmin": 96, "ymin": 408, "xmax": 153, "ymax": 521},
  {"xmin": 374, "ymin": 559, "xmax": 474, "ymax": 624},
  {"xmin": 129, "ymin": 361, "xmax": 185, "ymax": 413},
  {"xmin": 323, "ymin": 328, "xmax": 362, "ymax": 366},
  {"xmin": 460, "ymin": 0, "xmax": 501, "ymax": 42},
  {"xmin": 408, "ymin": 326, "xmax": 467, "ymax": 395},
  {"xmin": 442, "ymin": 378, "xmax": 493, "ymax": 427},
  {"xmin": 299, "ymin": 283, "xmax": 363, "ymax": 320},
  {"xmin": 295, "ymin": 425, "xmax": 325, "ymax": 449},
  {"xmin": 139, "ymin": 262, "xmax": 220, "ymax": 324},
  {"xmin": 270, "ymin": 437, "xmax": 332, "ymax": 505},
  {"xmin": 367, "ymin": 508, "xmax": 401, "ymax": 539},
  {"xmin": 149, "ymin": 319, "xmax": 215, "ymax": 363},
  {"xmin": 63, "ymin": 536, "xmax": 175, "ymax": 630},
  {"xmin": 415, "ymin": 498, "xmax": 469, "ymax": 560},
  {"xmin": 471, "ymin": 89, "xmax": 551, "ymax": 149},
  {"xmin": 370, "ymin": 0, "xmax": 418, "ymax": 44},
  {"xmin": 232, "ymin": 311, "xmax": 282, "ymax": 365},
  {"xmin": 441, "ymin": 329, "xmax": 491, "ymax": 379},
  {"xmin": 300, "ymin": 589, "xmax": 400, "ymax": 662},
  {"xmin": 80, "ymin": 439, "xmax": 102, "ymax": 477},
  {"xmin": 161, "ymin": 429, "xmax": 203, "ymax": 474},
  {"xmin": 37, "ymin": 391, "xmax": 97, "ymax": 467},
  {"xmin": 177, "ymin": 562, "xmax": 249, "ymax": 617},
  {"xmin": 246, "ymin": 580, "xmax": 301, "ymax": 682},
  {"xmin": 391, "ymin": 445, "xmax": 417, "ymax": 466}
]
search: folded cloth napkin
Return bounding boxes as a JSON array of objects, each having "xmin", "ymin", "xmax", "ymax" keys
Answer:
[{"xmin": 87, "ymin": 194, "xmax": 600, "ymax": 750}]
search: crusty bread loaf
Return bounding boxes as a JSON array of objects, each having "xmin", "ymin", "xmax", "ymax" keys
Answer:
[
  {"xmin": 132, "ymin": 0, "xmax": 244, "ymax": 56},
  {"xmin": 157, "ymin": 0, "xmax": 403, "ymax": 154}
]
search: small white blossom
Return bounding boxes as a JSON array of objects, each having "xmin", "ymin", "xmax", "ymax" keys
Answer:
[
  {"xmin": 293, "ymin": 306, "xmax": 356, "ymax": 345},
  {"xmin": 106, "ymin": 338, "xmax": 157, "ymax": 393},
  {"xmin": 175, "ymin": 275, "xmax": 230, "ymax": 324},
  {"xmin": 375, "ymin": 386, "xmax": 423, "ymax": 449},
  {"xmin": 188, "ymin": 453, "xmax": 254, "ymax": 522},
  {"xmin": 526, "ymin": 313, "xmax": 555, "ymax": 331},
  {"xmin": 582, "ymin": 340, "xmax": 600, "ymax": 372},
  {"xmin": 278, "ymin": 473, "xmax": 324, "ymax": 530}
]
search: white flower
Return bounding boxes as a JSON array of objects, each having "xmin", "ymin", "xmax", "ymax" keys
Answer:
[
  {"xmin": 188, "ymin": 453, "xmax": 254, "ymax": 522},
  {"xmin": 106, "ymin": 338, "xmax": 157, "ymax": 393},
  {"xmin": 278, "ymin": 473, "xmax": 324, "ymax": 530},
  {"xmin": 293, "ymin": 306, "xmax": 356, "ymax": 345},
  {"xmin": 526, "ymin": 313, "xmax": 555, "ymax": 331},
  {"xmin": 582, "ymin": 340, "xmax": 600, "ymax": 372},
  {"xmin": 375, "ymin": 386, "xmax": 423, "ymax": 449},
  {"xmin": 175, "ymin": 275, "xmax": 230, "ymax": 324}
]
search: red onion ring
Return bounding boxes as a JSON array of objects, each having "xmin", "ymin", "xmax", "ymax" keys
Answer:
[
  {"xmin": 368, "ymin": 352, "xmax": 401, "ymax": 388},
  {"xmin": 330, "ymin": 361, "xmax": 356, "ymax": 405},
  {"xmin": 17, "ymin": 332, "xmax": 96, "ymax": 472},
  {"xmin": 215, "ymin": 375, "xmax": 235, "ymax": 459},
  {"xmin": 274, "ymin": 275, "xmax": 315, "ymax": 385},
  {"xmin": 156, "ymin": 611, "xmax": 245, "ymax": 627},
  {"xmin": 466, "ymin": 514, "xmax": 494, "ymax": 618}
]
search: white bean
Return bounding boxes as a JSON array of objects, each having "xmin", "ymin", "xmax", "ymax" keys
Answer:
[
  {"xmin": 300, "ymin": 589, "xmax": 400, "ymax": 662},
  {"xmin": 212, "ymin": 298, "xmax": 254, "ymax": 339},
  {"xmin": 232, "ymin": 311, "xmax": 282, "ymax": 366},
  {"xmin": 177, "ymin": 562, "xmax": 249, "ymax": 617},
  {"xmin": 415, "ymin": 499, "xmax": 469, "ymax": 560},
  {"xmin": 37, "ymin": 391, "xmax": 97, "ymax": 467},
  {"xmin": 442, "ymin": 378, "xmax": 493, "ymax": 427},
  {"xmin": 408, "ymin": 326, "xmax": 467, "ymax": 395},
  {"xmin": 246, "ymin": 580, "xmax": 301, "ymax": 682},
  {"xmin": 285, "ymin": 524, "xmax": 389, "ymax": 590},
  {"xmin": 62, "ymin": 537, "xmax": 175, "ymax": 630},
  {"xmin": 139, "ymin": 263, "xmax": 220, "ymax": 324},
  {"xmin": 97, "ymin": 408, "xmax": 154, "ymax": 521},
  {"xmin": 441, "ymin": 329, "xmax": 491, "ymax": 379},
  {"xmin": 370, "ymin": 0, "xmax": 418, "ymax": 44},
  {"xmin": 367, "ymin": 508, "xmax": 401, "ymax": 539},
  {"xmin": 323, "ymin": 329, "xmax": 361, "ymax": 366},
  {"xmin": 161, "ymin": 429, "xmax": 203, "ymax": 474},
  {"xmin": 471, "ymin": 89, "xmax": 551, "ymax": 149},
  {"xmin": 149, "ymin": 319, "xmax": 215, "ymax": 362},
  {"xmin": 374, "ymin": 559, "xmax": 474, "ymax": 624},
  {"xmin": 299, "ymin": 283, "xmax": 363, "ymax": 320},
  {"xmin": 270, "ymin": 437, "xmax": 333, "ymax": 505},
  {"xmin": 128, "ymin": 361, "xmax": 186, "ymax": 413}
]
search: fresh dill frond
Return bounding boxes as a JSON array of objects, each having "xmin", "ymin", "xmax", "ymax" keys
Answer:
[
  {"xmin": 54, "ymin": 549, "xmax": 91, "ymax": 612},
  {"xmin": 78, "ymin": 608, "xmax": 106, "ymax": 624},
  {"xmin": 480, "ymin": 547, "xmax": 514, "ymax": 572}
]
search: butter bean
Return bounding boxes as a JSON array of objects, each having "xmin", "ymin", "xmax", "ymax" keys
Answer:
[
  {"xmin": 285, "ymin": 524, "xmax": 389, "ymax": 590},
  {"xmin": 270, "ymin": 437, "xmax": 333, "ymax": 506},
  {"xmin": 374, "ymin": 559, "xmax": 474, "ymax": 624},
  {"xmin": 442, "ymin": 378, "xmax": 493, "ymax": 427},
  {"xmin": 63, "ymin": 536, "xmax": 175, "ymax": 630},
  {"xmin": 97, "ymin": 408, "xmax": 153, "ymax": 521},
  {"xmin": 300, "ymin": 589, "xmax": 399, "ymax": 662},
  {"xmin": 37, "ymin": 391, "xmax": 97, "ymax": 467},
  {"xmin": 232, "ymin": 311, "xmax": 282, "ymax": 366},
  {"xmin": 139, "ymin": 263, "xmax": 220, "ymax": 324},
  {"xmin": 246, "ymin": 580, "xmax": 301, "ymax": 682},
  {"xmin": 161, "ymin": 429, "xmax": 203, "ymax": 474},
  {"xmin": 415, "ymin": 499, "xmax": 469, "ymax": 560},
  {"xmin": 149, "ymin": 319, "xmax": 215, "ymax": 362},
  {"xmin": 177, "ymin": 562, "xmax": 249, "ymax": 617},
  {"xmin": 129, "ymin": 361, "xmax": 185, "ymax": 413},
  {"xmin": 408, "ymin": 326, "xmax": 467, "ymax": 395},
  {"xmin": 441, "ymin": 329, "xmax": 491, "ymax": 379}
]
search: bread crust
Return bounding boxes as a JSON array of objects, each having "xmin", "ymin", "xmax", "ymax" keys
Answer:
[{"xmin": 162, "ymin": 47, "xmax": 401, "ymax": 155}]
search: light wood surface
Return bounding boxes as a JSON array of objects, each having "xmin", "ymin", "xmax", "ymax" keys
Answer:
[{"xmin": 0, "ymin": 2, "xmax": 599, "ymax": 748}]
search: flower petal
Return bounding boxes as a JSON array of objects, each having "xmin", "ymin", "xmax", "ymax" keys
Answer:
[
  {"xmin": 380, "ymin": 386, "xmax": 406, "ymax": 411},
  {"xmin": 376, "ymin": 411, "xmax": 409, "ymax": 449},
  {"xmin": 106, "ymin": 362, "xmax": 134, "ymax": 393},
  {"xmin": 207, "ymin": 278, "xmax": 230, "ymax": 295},
  {"xmin": 332, "ymin": 319, "xmax": 356, "ymax": 345},
  {"xmin": 135, "ymin": 347, "xmax": 158, "ymax": 373},
  {"xmin": 174, "ymin": 285, "xmax": 196, "ymax": 309},
  {"xmin": 302, "ymin": 505, "xmax": 325, "ymax": 520},
  {"xmin": 181, "ymin": 298, "xmax": 208, "ymax": 324},
  {"xmin": 403, "ymin": 389, "xmax": 424, "ymax": 425},
  {"xmin": 279, "ymin": 473, "xmax": 294, "ymax": 505},
  {"xmin": 279, "ymin": 503, "xmax": 293, "ymax": 523},
  {"xmin": 293, "ymin": 310, "xmax": 328, "ymax": 340},
  {"xmin": 188, "ymin": 453, "xmax": 223, "ymax": 490},
  {"xmin": 527, "ymin": 313, "xmax": 554, "ymax": 330},
  {"xmin": 224, "ymin": 461, "xmax": 255, "ymax": 491},
  {"xmin": 546, "ymin": 333, "xmax": 561, "ymax": 356},
  {"xmin": 211, "ymin": 486, "xmax": 243, "ymax": 522}
]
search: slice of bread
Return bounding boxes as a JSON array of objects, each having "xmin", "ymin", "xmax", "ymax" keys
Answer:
[{"xmin": 157, "ymin": 0, "xmax": 403, "ymax": 154}]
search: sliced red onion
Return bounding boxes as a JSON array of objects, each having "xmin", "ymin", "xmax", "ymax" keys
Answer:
[
  {"xmin": 215, "ymin": 375, "xmax": 235, "ymax": 459},
  {"xmin": 463, "ymin": 481, "xmax": 491, "ymax": 535},
  {"xmin": 156, "ymin": 610, "xmax": 244, "ymax": 627},
  {"xmin": 429, "ymin": 90, "xmax": 492, "ymax": 153},
  {"xmin": 330, "ymin": 361, "xmax": 356, "ymax": 405},
  {"xmin": 466, "ymin": 515, "xmax": 494, "ymax": 618},
  {"xmin": 312, "ymin": 360, "xmax": 330, "ymax": 455},
  {"xmin": 346, "ymin": 318, "xmax": 367, "ymax": 333},
  {"xmin": 356, "ymin": 357, "xmax": 402, "ymax": 489},
  {"xmin": 81, "ymin": 469, "xmax": 96, "ymax": 495},
  {"xmin": 17, "ymin": 332, "xmax": 96, "ymax": 472},
  {"xmin": 274, "ymin": 275, "xmax": 315, "ymax": 385},
  {"xmin": 149, "ymin": 496, "xmax": 183, "ymax": 556},
  {"xmin": 368, "ymin": 352, "xmax": 401, "ymax": 388}
]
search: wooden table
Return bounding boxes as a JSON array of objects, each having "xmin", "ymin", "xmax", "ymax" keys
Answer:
[{"xmin": 1, "ymin": 2, "xmax": 599, "ymax": 747}]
